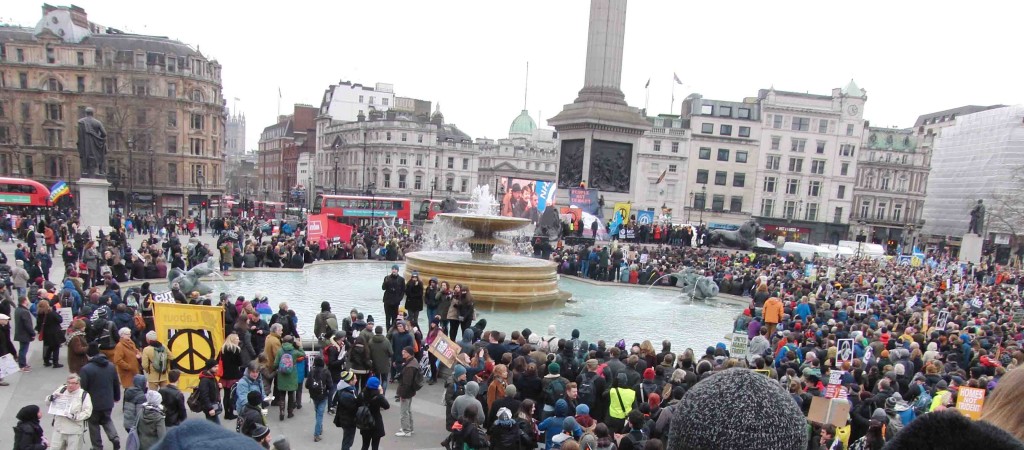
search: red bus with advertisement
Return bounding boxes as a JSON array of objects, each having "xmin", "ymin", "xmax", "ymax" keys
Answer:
[
  {"xmin": 252, "ymin": 201, "xmax": 284, "ymax": 220},
  {"xmin": 311, "ymin": 194, "xmax": 411, "ymax": 226},
  {"xmin": 0, "ymin": 178, "xmax": 51, "ymax": 208}
]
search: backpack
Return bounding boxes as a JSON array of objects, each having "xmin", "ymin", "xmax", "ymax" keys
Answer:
[
  {"xmin": 306, "ymin": 369, "xmax": 326, "ymax": 401},
  {"xmin": 622, "ymin": 432, "xmax": 647, "ymax": 450},
  {"xmin": 151, "ymin": 346, "xmax": 169, "ymax": 374},
  {"xmin": 355, "ymin": 403, "xmax": 375, "ymax": 431},
  {"xmin": 59, "ymin": 289, "xmax": 73, "ymax": 310},
  {"xmin": 277, "ymin": 352, "xmax": 295, "ymax": 375},
  {"xmin": 186, "ymin": 392, "xmax": 204, "ymax": 413},
  {"xmin": 413, "ymin": 364, "xmax": 425, "ymax": 392},
  {"xmin": 325, "ymin": 316, "xmax": 338, "ymax": 339},
  {"xmin": 911, "ymin": 384, "xmax": 932, "ymax": 414},
  {"xmin": 544, "ymin": 379, "xmax": 566, "ymax": 406},
  {"xmin": 578, "ymin": 372, "xmax": 598, "ymax": 406}
]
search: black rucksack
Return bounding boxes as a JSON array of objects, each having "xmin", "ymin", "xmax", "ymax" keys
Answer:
[
  {"xmin": 306, "ymin": 369, "xmax": 327, "ymax": 402},
  {"xmin": 577, "ymin": 372, "xmax": 598, "ymax": 406},
  {"xmin": 544, "ymin": 379, "xmax": 566, "ymax": 406},
  {"xmin": 354, "ymin": 403, "xmax": 375, "ymax": 431}
]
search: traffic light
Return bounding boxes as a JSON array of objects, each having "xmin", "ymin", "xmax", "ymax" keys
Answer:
[{"xmin": 201, "ymin": 201, "xmax": 207, "ymax": 208}]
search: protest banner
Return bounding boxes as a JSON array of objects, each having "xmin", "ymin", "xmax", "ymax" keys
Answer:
[
  {"xmin": 854, "ymin": 295, "xmax": 869, "ymax": 315},
  {"xmin": 836, "ymin": 339, "xmax": 854, "ymax": 368},
  {"xmin": 730, "ymin": 335, "xmax": 748, "ymax": 358},
  {"xmin": 0, "ymin": 354, "xmax": 19, "ymax": 378},
  {"xmin": 58, "ymin": 308, "xmax": 73, "ymax": 330},
  {"xmin": 956, "ymin": 386, "xmax": 986, "ymax": 420},
  {"xmin": 427, "ymin": 330, "xmax": 460, "ymax": 368},
  {"xmin": 935, "ymin": 310, "xmax": 950, "ymax": 331},
  {"xmin": 808, "ymin": 396, "xmax": 851, "ymax": 428},
  {"xmin": 152, "ymin": 302, "xmax": 224, "ymax": 392}
]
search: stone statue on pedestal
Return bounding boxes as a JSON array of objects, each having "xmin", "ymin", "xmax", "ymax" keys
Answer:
[
  {"xmin": 76, "ymin": 107, "xmax": 107, "ymax": 178},
  {"xmin": 968, "ymin": 199, "xmax": 985, "ymax": 235}
]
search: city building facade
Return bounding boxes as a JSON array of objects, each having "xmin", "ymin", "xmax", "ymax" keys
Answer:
[
  {"xmin": 851, "ymin": 127, "xmax": 926, "ymax": 252},
  {"xmin": 629, "ymin": 114, "xmax": 688, "ymax": 222},
  {"xmin": 752, "ymin": 81, "xmax": 866, "ymax": 244},
  {"xmin": 321, "ymin": 80, "xmax": 395, "ymax": 122},
  {"xmin": 0, "ymin": 4, "xmax": 227, "ymax": 216},
  {"xmin": 680, "ymin": 94, "xmax": 759, "ymax": 228},
  {"xmin": 257, "ymin": 104, "xmax": 316, "ymax": 204},
  {"xmin": 476, "ymin": 110, "xmax": 558, "ymax": 193}
]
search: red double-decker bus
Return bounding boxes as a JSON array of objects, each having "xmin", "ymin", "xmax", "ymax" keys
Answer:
[
  {"xmin": 414, "ymin": 198, "xmax": 476, "ymax": 221},
  {"xmin": 0, "ymin": 178, "xmax": 51, "ymax": 207},
  {"xmin": 311, "ymin": 194, "xmax": 411, "ymax": 225}
]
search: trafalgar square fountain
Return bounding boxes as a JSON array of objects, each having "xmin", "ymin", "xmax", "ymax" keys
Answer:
[{"xmin": 405, "ymin": 186, "xmax": 571, "ymax": 310}]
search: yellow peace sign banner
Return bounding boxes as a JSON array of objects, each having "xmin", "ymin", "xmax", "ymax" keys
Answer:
[{"xmin": 152, "ymin": 302, "xmax": 224, "ymax": 393}]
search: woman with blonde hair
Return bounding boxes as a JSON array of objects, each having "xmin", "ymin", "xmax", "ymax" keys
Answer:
[
  {"xmin": 34, "ymin": 300, "xmax": 64, "ymax": 368},
  {"xmin": 219, "ymin": 333, "xmax": 244, "ymax": 420},
  {"xmin": 639, "ymin": 340, "xmax": 657, "ymax": 368},
  {"xmin": 982, "ymin": 367, "xmax": 1024, "ymax": 441},
  {"xmin": 112, "ymin": 327, "xmax": 141, "ymax": 388}
]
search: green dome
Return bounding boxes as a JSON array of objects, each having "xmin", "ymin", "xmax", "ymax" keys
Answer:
[{"xmin": 509, "ymin": 109, "xmax": 537, "ymax": 136}]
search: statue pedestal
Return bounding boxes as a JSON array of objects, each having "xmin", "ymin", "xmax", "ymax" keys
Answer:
[
  {"xmin": 77, "ymin": 178, "xmax": 112, "ymax": 237},
  {"xmin": 960, "ymin": 233, "xmax": 984, "ymax": 264}
]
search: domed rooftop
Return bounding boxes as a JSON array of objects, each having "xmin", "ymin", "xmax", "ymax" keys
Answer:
[{"xmin": 509, "ymin": 110, "xmax": 536, "ymax": 136}]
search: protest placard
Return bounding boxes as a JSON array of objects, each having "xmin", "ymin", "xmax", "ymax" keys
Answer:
[
  {"xmin": 427, "ymin": 330, "xmax": 459, "ymax": 368},
  {"xmin": 956, "ymin": 387, "xmax": 986, "ymax": 420}
]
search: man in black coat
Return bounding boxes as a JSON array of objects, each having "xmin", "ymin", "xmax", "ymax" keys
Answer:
[
  {"xmin": 159, "ymin": 369, "xmax": 189, "ymax": 427},
  {"xmin": 13, "ymin": 296, "xmax": 34, "ymax": 370},
  {"xmin": 381, "ymin": 265, "xmax": 405, "ymax": 329},
  {"xmin": 79, "ymin": 343, "xmax": 121, "ymax": 450}
]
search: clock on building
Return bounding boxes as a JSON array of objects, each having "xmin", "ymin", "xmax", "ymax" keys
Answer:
[{"xmin": 847, "ymin": 105, "xmax": 859, "ymax": 116}]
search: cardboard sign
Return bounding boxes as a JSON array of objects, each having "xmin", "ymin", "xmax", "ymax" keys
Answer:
[
  {"xmin": 824, "ymin": 371, "xmax": 848, "ymax": 399},
  {"xmin": 427, "ymin": 330, "xmax": 460, "ymax": 368},
  {"xmin": 807, "ymin": 396, "xmax": 851, "ymax": 427},
  {"xmin": 1013, "ymin": 309, "xmax": 1024, "ymax": 325},
  {"xmin": 956, "ymin": 386, "xmax": 986, "ymax": 420},
  {"xmin": 826, "ymin": 267, "xmax": 836, "ymax": 281},
  {"xmin": 970, "ymin": 298, "xmax": 983, "ymax": 309},
  {"xmin": 152, "ymin": 291, "xmax": 176, "ymax": 303},
  {"xmin": 935, "ymin": 310, "xmax": 950, "ymax": 331},
  {"xmin": 836, "ymin": 339, "xmax": 854, "ymax": 368},
  {"xmin": 0, "ymin": 354, "xmax": 20, "ymax": 378},
  {"xmin": 730, "ymin": 335, "xmax": 748, "ymax": 357},
  {"xmin": 58, "ymin": 308, "xmax": 73, "ymax": 330},
  {"xmin": 854, "ymin": 295, "xmax": 869, "ymax": 315}
]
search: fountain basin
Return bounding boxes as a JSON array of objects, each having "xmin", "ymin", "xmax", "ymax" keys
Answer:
[{"xmin": 405, "ymin": 251, "xmax": 570, "ymax": 311}]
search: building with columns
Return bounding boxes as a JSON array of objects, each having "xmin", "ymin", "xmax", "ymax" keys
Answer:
[
  {"xmin": 851, "ymin": 126, "xmax": 926, "ymax": 252},
  {"xmin": 630, "ymin": 114, "xmax": 688, "ymax": 221},
  {"xmin": 0, "ymin": 4, "xmax": 227, "ymax": 216},
  {"xmin": 476, "ymin": 110, "xmax": 558, "ymax": 193},
  {"xmin": 680, "ymin": 94, "xmax": 759, "ymax": 228},
  {"xmin": 752, "ymin": 81, "xmax": 866, "ymax": 244}
]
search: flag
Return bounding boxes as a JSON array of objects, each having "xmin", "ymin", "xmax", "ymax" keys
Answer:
[
  {"xmin": 233, "ymin": 97, "xmax": 240, "ymax": 101},
  {"xmin": 673, "ymin": 73, "xmax": 682, "ymax": 84},
  {"xmin": 278, "ymin": 87, "xmax": 281, "ymax": 98},
  {"xmin": 645, "ymin": 78, "xmax": 650, "ymax": 89},
  {"xmin": 152, "ymin": 302, "xmax": 224, "ymax": 392},
  {"xmin": 656, "ymin": 169, "xmax": 667, "ymax": 184},
  {"xmin": 48, "ymin": 181, "xmax": 69, "ymax": 203}
]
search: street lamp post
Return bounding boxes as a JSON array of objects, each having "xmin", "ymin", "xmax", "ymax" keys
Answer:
[
  {"xmin": 365, "ymin": 182, "xmax": 376, "ymax": 229},
  {"xmin": 333, "ymin": 156, "xmax": 339, "ymax": 195},
  {"xmin": 197, "ymin": 172, "xmax": 205, "ymax": 223},
  {"xmin": 688, "ymin": 192, "xmax": 694, "ymax": 222},
  {"xmin": 698, "ymin": 185, "xmax": 706, "ymax": 225},
  {"xmin": 126, "ymin": 138, "xmax": 134, "ymax": 215}
]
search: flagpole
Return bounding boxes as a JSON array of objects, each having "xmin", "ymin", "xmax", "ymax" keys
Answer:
[
  {"xmin": 671, "ymin": 75, "xmax": 676, "ymax": 114},
  {"xmin": 644, "ymin": 81, "xmax": 650, "ymax": 113}
]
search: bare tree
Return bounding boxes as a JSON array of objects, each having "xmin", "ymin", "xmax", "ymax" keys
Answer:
[{"xmin": 103, "ymin": 78, "xmax": 164, "ymax": 212}]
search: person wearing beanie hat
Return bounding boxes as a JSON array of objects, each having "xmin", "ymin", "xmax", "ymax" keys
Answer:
[
  {"xmin": 382, "ymin": 264, "xmax": 405, "ymax": 329},
  {"xmin": 357, "ymin": 375, "xmax": 390, "ymax": 449},
  {"xmin": 405, "ymin": 270, "xmax": 424, "ymax": 326},
  {"xmin": 249, "ymin": 423, "xmax": 272, "ymax": 445},
  {"xmin": 151, "ymin": 418, "xmax": 264, "ymax": 450},
  {"xmin": 885, "ymin": 409, "xmax": 1024, "ymax": 450},
  {"xmin": 668, "ymin": 368, "xmax": 806, "ymax": 450},
  {"xmin": 550, "ymin": 416, "xmax": 579, "ymax": 448},
  {"xmin": 313, "ymin": 301, "xmax": 337, "ymax": 348},
  {"xmin": 541, "ymin": 362, "xmax": 569, "ymax": 419},
  {"xmin": 142, "ymin": 329, "xmax": 170, "ymax": 390},
  {"xmin": 574, "ymin": 404, "xmax": 595, "ymax": 430},
  {"xmin": 444, "ymin": 365, "xmax": 470, "ymax": 431},
  {"xmin": 538, "ymin": 399, "xmax": 582, "ymax": 449},
  {"xmin": 486, "ymin": 383, "xmax": 521, "ymax": 427},
  {"xmin": 270, "ymin": 436, "xmax": 291, "ymax": 450}
]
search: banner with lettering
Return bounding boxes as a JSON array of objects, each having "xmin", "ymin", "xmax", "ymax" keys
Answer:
[{"xmin": 152, "ymin": 302, "xmax": 224, "ymax": 392}]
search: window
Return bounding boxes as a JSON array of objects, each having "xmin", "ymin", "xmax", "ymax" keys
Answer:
[
  {"xmin": 383, "ymin": 172, "xmax": 391, "ymax": 188},
  {"xmin": 190, "ymin": 89, "xmax": 204, "ymax": 102},
  {"xmin": 805, "ymin": 203, "xmax": 819, "ymax": 221},
  {"xmin": 102, "ymin": 77, "xmax": 116, "ymax": 94},
  {"xmin": 760, "ymin": 199, "xmax": 775, "ymax": 217},
  {"xmin": 668, "ymin": 164, "xmax": 677, "ymax": 173},
  {"xmin": 717, "ymin": 149, "xmax": 730, "ymax": 161},
  {"xmin": 417, "ymin": 134, "xmax": 423, "ymax": 143},
  {"xmin": 447, "ymin": 157, "xmax": 454, "ymax": 169},
  {"xmin": 788, "ymin": 158, "xmax": 803, "ymax": 173},
  {"xmin": 135, "ymin": 109, "xmax": 147, "ymax": 126},
  {"xmin": 167, "ymin": 111, "xmax": 177, "ymax": 128},
  {"xmin": 694, "ymin": 193, "xmax": 706, "ymax": 210},
  {"xmin": 786, "ymin": 179, "xmax": 799, "ymax": 195},
  {"xmin": 167, "ymin": 135, "xmax": 177, "ymax": 153},
  {"xmin": 399, "ymin": 154, "xmax": 407, "ymax": 165},
  {"xmin": 860, "ymin": 201, "xmax": 870, "ymax": 219},
  {"xmin": 383, "ymin": 98, "xmax": 389, "ymax": 106},
  {"xmin": 46, "ymin": 47, "xmax": 55, "ymax": 64},
  {"xmin": 837, "ymin": 185, "xmax": 846, "ymax": 199},
  {"xmin": 764, "ymin": 176, "xmax": 777, "ymax": 193},
  {"xmin": 695, "ymin": 169, "xmax": 709, "ymax": 184},
  {"xmin": 44, "ymin": 129, "xmax": 62, "ymax": 147},
  {"xmin": 166, "ymin": 162, "xmax": 178, "ymax": 184},
  {"xmin": 358, "ymin": 95, "xmax": 363, "ymax": 103},
  {"xmin": 414, "ymin": 175, "xmax": 423, "ymax": 190},
  {"xmin": 45, "ymin": 103, "xmax": 62, "ymax": 121},
  {"xmin": 18, "ymin": 72, "xmax": 27, "ymax": 89},
  {"xmin": 445, "ymin": 177, "xmax": 454, "ymax": 191},
  {"xmin": 23, "ymin": 156, "xmax": 33, "ymax": 176},
  {"xmin": 833, "ymin": 207, "xmax": 843, "ymax": 224},
  {"xmin": 76, "ymin": 76, "xmax": 85, "ymax": 93},
  {"xmin": 880, "ymin": 177, "xmax": 890, "ymax": 191},
  {"xmin": 765, "ymin": 155, "xmax": 780, "ymax": 170},
  {"xmin": 791, "ymin": 117, "xmax": 810, "ymax": 131},
  {"xmin": 714, "ymin": 171, "xmax": 727, "ymax": 186},
  {"xmin": 720, "ymin": 124, "xmax": 732, "ymax": 136},
  {"xmin": 647, "ymin": 182, "xmax": 658, "ymax": 197},
  {"xmin": 190, "ymin": 113, "xmax": 204, "ymax": 130},
  {"xmin": 875, "ymin": 203, "xmax": 886, "ymax": 220},
  {"xmin": 698, "ymin": 147, "xmax": 711, "ymax": 160},
  {"xmin": 730, "ymin": 196, "xmax": 743, "ymax": 213},
  {"xmin": 132, "ymin": 79, "xmax": 149, "ymax": 96},
  {"xmin": 738, "ymin": 108, "xmax": 751, "ymax": 119},
  {"xmin": 460, "ymin": 178, "xmax": 468, "ymax": 193},
  {"xmin": 189, "ymin": 138, "xmax": 204, "ymax": 155},
  {"xmin": 22, "ymin": 126, "xmax": 32, "ymax": 145},
  {"xmin": 771, "ymin": 136, "xmax": 781, "ymax": 150},
  {"xmin": 16, "ymin": 48, "xmax": 24, "ymax": 62},
  {"xmin": 20, "ymin": 103, "xmax": 29, "ymax": 121},
  {"xmin": 736, "ymin": 151, "xmax": 748, "ymax": 163},
  {"xmin": 893, "ymin": 204, "xmax": 903, "ymax": 223},
  {"xmin": 718, "ymin": 106, "xmax": 732, "ymax": 116},
  {"xmin": 700, "ymin": 123, "xmax": 713, "ymax": 134},
  {"xmin": 840, "ymin": 162, "xmax": 850, "ymax": 176},
  {"xmin": 671, "ymin": 142, "xmax": 679, "ymax": 153},
  {"xmin": 846, "ymin": 124, "xmax": 855, "ymax": 136},
  {"xmin": 385, "ymin": 153, "xmax": 392, "ymax": 164},
  {"xmin": 733, "ymin": 173, "xmax": 745, "ymax": 187},
  {"xmin": 818, "ymin": 119, "xmax": 829, "ymax": 133},
  {"xmin": 47, "ymin": 78, "xmax": 62, "ymax": 91},
  {"xmin": 401, "ymin": 133, "xmax": 407, "ymax": 142},
  {"xmin": 772, "ymin": 114, "xmax": 783, "ymax": 129},
  {"xmin": 653, "ymin": 140, "xmax": 661, "ymax": 152},
  {"xmin": 816, "ymin": 141, "xmax": 826, "ymax": 154},
  {"xmin": 665, "ymin": 183, "xmax": 676, "ymax": 197},
  {"xmin": 415, "ymin": 154, "xmax": 423, "ymax": 166},
  {"xmin": 0, "ymin": 126, "xmax": 7, "ymax": 144},
  {"xmin": 791, "ymin": 138, "xmax": 807, "ymax": 152},
  {"xmin": 700, "ymin": 104, "xmax": 713, "ymax": 115},
  {"xmin": 811, "ymin": 160, "xmax": 825, "ymax": 175},
  {"xmin": 462, "ymin": 158, "xmax": 469, "ymax": 170},
  {"xmin": 783, "ymin": 201, "xmax": 797, "ymax": 219},
  {"xmin": 738, "ymin": 126, "xmax": 750, "ymax": 137},
  {"xmin": 808, "ymin": 180, "xmax": 821, "ymax": 197},
  {"xmin": 398, "ymin": 174, "xmax": 407, "ymax": 189},
  {"xmin": 135, "ymin": 53, "xmax": 145, "ymax": 68},
  {"xmin": 369, "ymin": 96, "xmax": 375, "ymax": 105},
  {"xmin": 386, "ymin": 132, "xmax": 392, "ymax": 141},
  {"xmin": 712, "ymin": 195, "xmax": 725, "ymax": 211}
]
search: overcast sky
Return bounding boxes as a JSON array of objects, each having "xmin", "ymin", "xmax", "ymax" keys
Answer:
[{"xmin": 7, "ymin": 1, "xmax": 1022, "ymax": 151}]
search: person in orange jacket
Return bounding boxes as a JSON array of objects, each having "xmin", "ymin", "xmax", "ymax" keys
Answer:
[{"xmin": 763, "ymin": 296, "xmax": 783, "ymax": 337}]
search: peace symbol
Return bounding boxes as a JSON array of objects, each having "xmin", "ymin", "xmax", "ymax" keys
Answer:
[{"xmin": 168, "ymin": 329, "xmax": 215, "ymax": 375}]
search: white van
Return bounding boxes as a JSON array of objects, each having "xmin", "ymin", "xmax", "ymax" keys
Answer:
[
  {"xmin": 837, "ymin": 240, "xmax": 886, "ymax": 258},
  {"xmin": 780, "ymin": 242, "xmax": 825, "ymax": 260}
]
